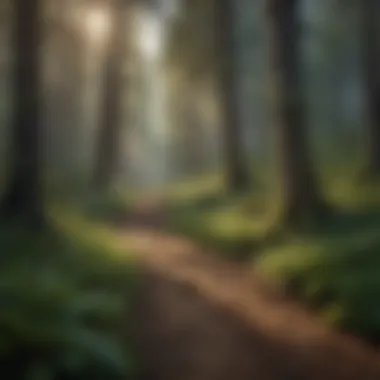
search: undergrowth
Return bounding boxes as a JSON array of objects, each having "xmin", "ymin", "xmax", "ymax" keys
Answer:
[
  {"xmin": 0, "ymin": 207, "xmax": 140, "ymax": 379},
  {"xmin": 161, "ymin": 174, "xmax": 380, "ymax": 344}
]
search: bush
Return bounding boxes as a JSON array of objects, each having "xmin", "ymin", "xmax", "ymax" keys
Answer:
[
  {"xmin": 256, "ymin": 209, "xmax": 380, "ymax": 343},
  {"xmin": 0, "ymin": 211, "xmax": 139, "ymax": 379},
  {"xmin": 164, "ymin": 175, "xmax": 380, "ymax": 343}
]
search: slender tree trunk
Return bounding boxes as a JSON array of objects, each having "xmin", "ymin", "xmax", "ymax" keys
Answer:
[
  {"xmin": 93, "ymin": 0, "xmax": 128, "ymax": 190},
  {"xmin": 362, "ymin": 0, "xmax": 380, "ymax": 176},
  {"xmin": 214, "ymin": 0, "xmax": 250, "ymax": 193},
  {"xmin": 180, "ymin": 80, "xmax": 206, "ymax": 175},
  {"xmin": 57, "ymin": 25, "xmax": 87, "ymax": 179},
  {"xmin": 267, "ymin": 0, "xmax": 326, "ymax": 227},
  {"xmin": 1, "ymin": 0, "xmax": 44, "ymax": 226}
]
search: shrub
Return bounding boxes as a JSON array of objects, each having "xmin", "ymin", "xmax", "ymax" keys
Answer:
[{"xmin": 0, "ymin": 212, "xmax": 139, "ymax": 379}]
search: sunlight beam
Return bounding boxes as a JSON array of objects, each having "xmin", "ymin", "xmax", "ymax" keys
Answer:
[
  {"xmin": 84, "ymin": 6, "xmax": 110, "ymax": 45},
  {"xmin": 138, "ymin": 11, "xmax": 162, "ymax": 59}
]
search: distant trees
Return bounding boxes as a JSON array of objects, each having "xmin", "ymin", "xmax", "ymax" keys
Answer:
[
  {"xmin": 361, "ymin": 0, "xmax": 380, "ymax": 177},
  {"xmin": 166, "ymin": 0, "xmax": 215, "ymax": 78},
  {"xmin": 4, "ymin": 0, "xmax": 376, "ymax": 230},
  {"xmin": 93, "ymin": 0, "xmax": 129, "ymax": 190},
  {"xmin": 167, "ymin": 0, "xmax": 251, "ymax": 192},
  {"xmin": 0, "ymin": 0, "xmax": 45, "ymax": 226},
  {"xmin": 214, "ymin": 0, "xmax": 251, "ymax": 192},
  {"xmin": 267, "ymin": 0, "xmax": 326, "ymax": 226}
]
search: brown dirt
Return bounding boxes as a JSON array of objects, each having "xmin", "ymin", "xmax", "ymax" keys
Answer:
[{"xmin": 121, "ymin": 208, "xmax": 380, "ymax": 380}]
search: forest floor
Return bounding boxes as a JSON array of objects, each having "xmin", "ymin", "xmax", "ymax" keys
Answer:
[{"xmin": 117, "ymin": 203, "xmax": 380, "ymax": 380}]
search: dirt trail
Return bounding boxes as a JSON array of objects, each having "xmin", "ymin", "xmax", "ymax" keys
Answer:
[{"xmin": 121, "ymin": 210, "xmax": 380, "ymax": 380}]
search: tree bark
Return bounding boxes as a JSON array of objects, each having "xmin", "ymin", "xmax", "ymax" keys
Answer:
[
  {"xmin": 47, "ymin": 16, "xmax": 87, "ymax": 180},
  {"xmin": 1, "ymin": 0, "xmax": 44, "ymax": 226},
  {"xmin": 267, "ymin": 0, "xmax": 326, "ymax": 227},
  {"xmin": 93, "ymin": 0, "xmax": 129, "ymax": 190},
  {"xmin": 214, "ymin": 0, "xmax": 251, "ymax": 193},
  {"xmin": 362, "ymin": 0, "xmax": 380, "ymax": 176}
]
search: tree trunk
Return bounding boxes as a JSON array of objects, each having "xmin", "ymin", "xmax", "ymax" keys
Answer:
[
  {"xmin": 48, "ymin": 17, "xmax": 87, "ymax": 181},
  {"xmin": 93, "ymin": 0, "xmax": 129, "ymax": 190},
  {"xmin": 362, "ymin": 0, "xmax": 380, "ymax": 176},
  {"xmin": 267, "ymin": 0, "xmax": 326, "ymax": 227},
  {"xmin": 1, "ymin": 0, "xmax": 44, "ymax": 226},
  {"xmin": 214, "ymin": 0, "xmax": 250, "ymax": 193}
]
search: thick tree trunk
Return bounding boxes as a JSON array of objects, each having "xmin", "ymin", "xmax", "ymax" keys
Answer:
[
  {"xmin": 362, "ymin": 0, "xmax": 380, "ymax": 176},
  {"xmin": 93, "ymin": 1, "xmax": 128, "ymax": 190},
  {"xmin": 215, "ymin": 0, "xmax": 250, "ymax": 193},
  {"xmin": 268, "ymin": 0, "xmax": 326, "ymax": 227},
  {"xmin": 1, "ymin": 0, "xmax": 44, "ymax": 226}
]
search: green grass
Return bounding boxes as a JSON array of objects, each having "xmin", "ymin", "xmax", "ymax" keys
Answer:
[
  {"xmin": 159, "ymin": 172, "xmax": 281, "ymax": 261},
  {"xmin": 165, "ymin": 191, "xmax": 275, "ymax": 260},
  {"xmin": 0, "ymin": 207, "xmax": 140, "ymax": 379}
]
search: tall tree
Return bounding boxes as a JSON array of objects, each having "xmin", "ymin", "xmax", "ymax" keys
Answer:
[
  {"xmin": 362, "ymin": 0, "xmax": 380, "ymax": 176},
  {"xmin": 168, "ymin": 0, "xmax": 251, "ymax": 191},
  {"xmin": 1, "ymin": 0, "xmax": 44, "ymax": 225},
  {"xmin": 93, "ymin": 0, "xmax": 129, "ymax": 190},
  {"xmin": 267, "ymin": 0, "xmax": 326, "ymax": 226},
  {"xmin": 214, "ymin": 0, "xmax": 251, "ymax": 192},
  {"xmin": 45, "ymin": 4, "xmax": 87, "ymax": 180}
]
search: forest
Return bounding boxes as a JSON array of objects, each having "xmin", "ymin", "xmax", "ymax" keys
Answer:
[{"xmin": 1, "ymin": 0, "xmax": 380, "ymax": 379}]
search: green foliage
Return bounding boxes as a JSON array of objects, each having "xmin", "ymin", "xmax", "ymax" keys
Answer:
[
  {"xmin": 257, "ymin": 207, "xmax": 380, "ymax": 341},
  {"xmin": 167, "ymin": 197, "xmax": 273, "ymax": 260},
  {"xmin": 163, "ymin": 171, "xmax": 380, "ymax": 342},
  {"xmin": 256, "ymin": 179, "xmax": 380, "ymax": 342},
  {"xmin": 47, "ymin": 189, "xmax": 136, "ymax": 226},
  {"xmin": 78, "ymin": 191, "xmax": 134, "ymax": 224},
  {"xmin": 162, "ymin": 174, "xmax": 275, "ymax": 260},
  {"xmin": 0, "ymin": 211, "xmax": 139, "ymax": 379}
]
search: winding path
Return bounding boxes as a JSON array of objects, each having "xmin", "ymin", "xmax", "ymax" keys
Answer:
[{"xmin": 120, "ymin": 206, "xmax": 380, "ymax": 380}]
